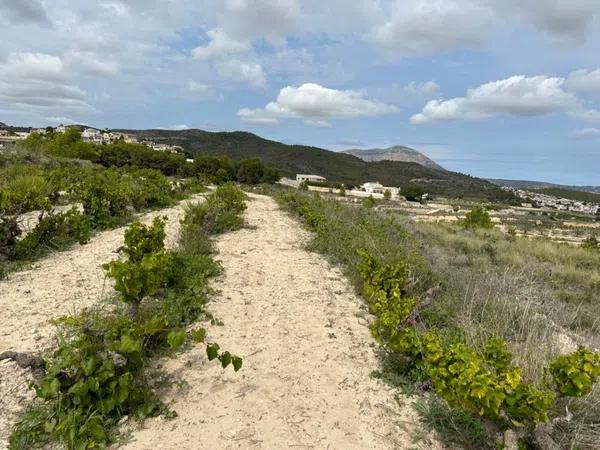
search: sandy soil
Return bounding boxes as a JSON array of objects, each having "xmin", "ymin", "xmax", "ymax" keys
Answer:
[
  {"xmin": 0, "ymin": 196, "xmax": 202, "ymax": 448},
  {"xmin": 120, "ymin": 194, "xmax": 426, "ymax": 450}
]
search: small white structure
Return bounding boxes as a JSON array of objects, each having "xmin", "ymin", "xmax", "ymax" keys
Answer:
[
  {"xmin": 296, "ymin": 174, "xmax": 326, "ymax": 183},
  {"xmin": 362, "ymin": 182, "xmax": 399, "ymax": 196},
  {"xmin": 55, "ymin": 125, "xmax": 67, "ymax": 133}
]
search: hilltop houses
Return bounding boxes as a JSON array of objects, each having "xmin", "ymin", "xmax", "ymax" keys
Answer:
[{"xmin": 296, "ymin": 174, "xmax": 326, "ymax": 183}]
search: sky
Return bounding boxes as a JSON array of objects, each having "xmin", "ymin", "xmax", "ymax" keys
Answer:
[{"xmin": 0, "ymin": 1, "xmax": 599, "ymax": 185}]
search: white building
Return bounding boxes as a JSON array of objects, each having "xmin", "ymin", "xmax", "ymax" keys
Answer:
[
  {"xmin": 55, "ymin": 125, "xmax": 67, "ymax": 133},
  {"xmin": 362, "ymin": 182, "xmax": 399, "ymax": 196},
  {"xmin": 82, "ymin": 128, "xmax": 101, "ymax": 141},
  {"xmin": 296, "ymin": 174, "xmax": 326, "ymax": 183}
]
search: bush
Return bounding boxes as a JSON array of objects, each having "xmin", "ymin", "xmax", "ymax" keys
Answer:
[
  {"xmin": 463, "ymin": 206, "xmax": 493, "ymax": 229},
  {"xmin": 181, "ymin": 183, "xmax": 248, "ymax": 236},
  {"xmin": 363, "ymin": 195, "xmax": 376, "ymax": 208},
  {"xmin": 15, "ymin": 209, "xmax": 91, "ymax": 260},
  {"xmin": 104, "ymin": 217, "xmax": 173, "ymax": 320},
  {"xmin": 402, "ymin": 184, "xmax": 425, "ymax": 202},
  {"xmin": 0, "ymin": 216, "xmax": 21, "ymax": 261}
]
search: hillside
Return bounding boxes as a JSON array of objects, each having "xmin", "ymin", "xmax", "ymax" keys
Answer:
[
  {"xmin": 489, "ymin": 178, "xmax": 600, "ymax": 194},
  {"xmin": 530, "ymin": 188, "xmax": 600, "ymax": 205},
  {"xmin": 342, "ymin": 145, "xmax": 445, "ymax": 171},
  {"xmin": 119, "ymin": 128, "xmax": 517, "ymax": 203}
]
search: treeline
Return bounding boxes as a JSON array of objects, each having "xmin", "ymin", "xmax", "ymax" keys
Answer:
[{"xmin": 19, "ymin": 128, "xmax": 280, "ymax": 183}]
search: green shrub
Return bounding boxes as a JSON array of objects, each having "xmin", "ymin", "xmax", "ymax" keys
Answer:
[
  {"xmin": 549, "ymin": 347, "xmax": 600, "ymax": 397},
  {"xmin": 0, "ymin": 216, "xmax": 21, "ymax": 261},
  {"xmin": 363, "ymin": 195, "xmax": 376, "ymax": 208},
  {"xmin": 15, "ymin": 209, "xmax": 91, "ymax": 260},
  {"xmin": 104, "ymin": 217, "xmax": 173, "ymax": 319},
  {"xmin": 463, "ymin": 206, "xmax": 493, "ymax": 230},
  {"xmin": 0, "ymin": 174, "xmax": 52, "ymax": 215},
  {"xmin": 402, "ymin": 184, "xmax": 425, "ymax": 202}
]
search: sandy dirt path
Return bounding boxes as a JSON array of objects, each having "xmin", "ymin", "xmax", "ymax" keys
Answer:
[
  {"xmin": 121, "ymin": 194, "xmax": 422, "ymax": 450},
  {"xmin": 0, "ymin": 196, "xmax": 202, "ymax": 448}
]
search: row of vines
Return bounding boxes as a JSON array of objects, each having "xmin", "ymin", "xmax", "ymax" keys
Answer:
[
  {"xmin": 9, "ymin": 183, "xmax": 248, "ymax": 449},
  {"xmin": 275, "ymin": 190, "xmax": 600, "ymax": 449},
  {"xmin": 1, "ymin": 131, "xmax": 279, "ymax": 277}
]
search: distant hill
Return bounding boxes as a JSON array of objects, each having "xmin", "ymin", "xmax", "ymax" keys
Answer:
[
  {"xmin": 115, "ymin": 128, "xmax": 517, "ymax": 203},
  {"xmin": 342, "ymin": 145, "xmax": 445, "ymax": 171},
  {"xmin": 489, "ymin": 179, "xmax": 600, "ymax": 194}
]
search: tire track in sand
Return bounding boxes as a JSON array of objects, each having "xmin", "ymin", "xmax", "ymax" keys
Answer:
[{"xmin": 121, "ymin": 194, "xmax": 428, "ymax": 450}]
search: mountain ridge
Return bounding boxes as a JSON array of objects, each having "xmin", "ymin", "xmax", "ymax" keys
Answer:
[
  {"xmin": 114, "ymin": 127, "xmax": 518, "ymax": 203},
  {"xmin": 341, "ymin": 145, "xmax": 445, "ymax": 171}
]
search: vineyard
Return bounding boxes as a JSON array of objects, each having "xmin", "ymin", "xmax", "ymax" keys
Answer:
[
  {"xmin": 274, "ymin": 189, "xmax": 600, "ymax": 449},
  {"xmin": 1, "ymin": 131, "xmax": 599, "ymax": 449}
]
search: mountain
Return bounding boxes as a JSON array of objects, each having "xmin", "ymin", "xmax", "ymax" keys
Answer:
[
  {"xmin": 489, "ymin": 179, "xmax": 600, "ymax": 194},
  {"xmin": 116, "ymin": 128, "xmax": 517, "ymax": 203},
  {"xmin": 342, "ymin": 145, "xmax": 445, "ymax": 171}
]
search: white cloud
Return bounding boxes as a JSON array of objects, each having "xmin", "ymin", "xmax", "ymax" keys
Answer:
[
  {"xmin": 215, "ymin": 59, "xmax": 266, "ymax": 87},
  {"xmin": 571, "ymin": 127, "xmax": 600, "ymax": 139},
  {"xmin": 163, "ymin": 124, "xmax": 190, "ymax": 130},
  {"xmin": 0, "ymin": 51, "xmax": 92, "ymax": 114},
  {"xmin": 412, "ymin": 75, "xmax": 579, "ymax": 124},
  {"xmin": 3, "ymin": 52, "xmax": 66, "ymax": 81},
  {"xmin": 404, "ymin": 80, "xmax": 440, "ymax": 95},
  {"xmin": 238, "ymin": 83, "xmax": 398, "ymax": 126},
  {"xmin": 192, "ymin": 28, "xmax": 251, "ymax": 60},
  {"xmin": 371, "ymin": 0, "xmax": 494, "ymax": 55},
  {"xmin": 570, "ymin": 109, "xmax": 600, "ymax": 124},
  {"xmin": 304, "ymin": 119, "xmax": 332, "ymax": 128},
  {"xmin": 566, "ymin": 68, "xmax": 600, "ymax": 92}
]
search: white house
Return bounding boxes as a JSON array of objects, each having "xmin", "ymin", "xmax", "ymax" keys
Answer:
[
  {"xmin": 296, "ymin": 174, "xmax": 326, "ymax": 183},
  {"xmin": 362, "ymin": 182, "xmax": 399, "ymax": 196},
  {"xmin": 82, "ymin": 128, "xmax": 101, "ymax": 141},
  {"xmin": 55, "ymin": 125, "xmax": 67, "ymax": 133}
]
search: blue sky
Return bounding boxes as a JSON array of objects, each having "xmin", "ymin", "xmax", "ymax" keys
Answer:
[{"xmin": 0, "ymin": 1, "xmax": 599, "ymax": 185}]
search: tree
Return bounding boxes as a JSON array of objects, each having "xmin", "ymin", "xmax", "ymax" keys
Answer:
[
  {"xmin": 339, "ymin": 185, "xmax": 346, "ymax": 197},
  {"xmin": 383, "ymin": 189, "xmax": 391, "ymax": 200},
  {"xmin": 463, "ymin": 206, "xmax": 493, "ymax": 229},
  {"xmin": 401, "ymin": 184, "xmax": 425, "ymax": 202}
]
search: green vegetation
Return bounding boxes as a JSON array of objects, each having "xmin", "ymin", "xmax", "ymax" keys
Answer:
[
  {"xmin": 274, "ymin": 189, "xmax": 600, "ymax": 449},
  {"xmin": 128, "ymin": 128, "xmax": 519, "ymax": 203},
  {"xmin": 462, "ymin": 206, "xmax": 494, "ymax": 229},
  {"xmin": 1, "ymin": 133, "xmax": 279, "ymax": 278},
  {"xmin": 19, "ymin": 130, "xmax": 280, "ymax": 182},
  {"xmin": 10, "ymin": 184, "xmax": 247, "ymax": 449},
  {"xmin": 401, "ymin": 184, "xmax": 425, "ymax": 202}
]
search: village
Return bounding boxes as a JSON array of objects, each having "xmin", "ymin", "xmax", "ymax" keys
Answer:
[
  {"xmin": 508, "ymin": 187, "xmax": 600, "ymax": 215},
  {"xmin": 0, "ymin": 124, "xmax": 183, "ymax": 153}
]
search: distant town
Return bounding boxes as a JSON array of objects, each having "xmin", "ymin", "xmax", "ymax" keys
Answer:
[
  {"xmin": 506, "ymin": 187, "xmax": 600, "ymax": 215},
  {"xmin": 0, "ymin": 124, "xmax": 183, "ymax": 153}
]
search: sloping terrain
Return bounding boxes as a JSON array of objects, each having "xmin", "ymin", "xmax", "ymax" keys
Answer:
[
  {"xmin": 119, "ymin": 194, "xmax": 428, "ymax": 449},
  {"xmin": 342, "ymin": 145, "xmax": 445, "ymax": 171},
  {"xmin": 119, "ymin": 128, "xmax": 517, "ymax": 203}
]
